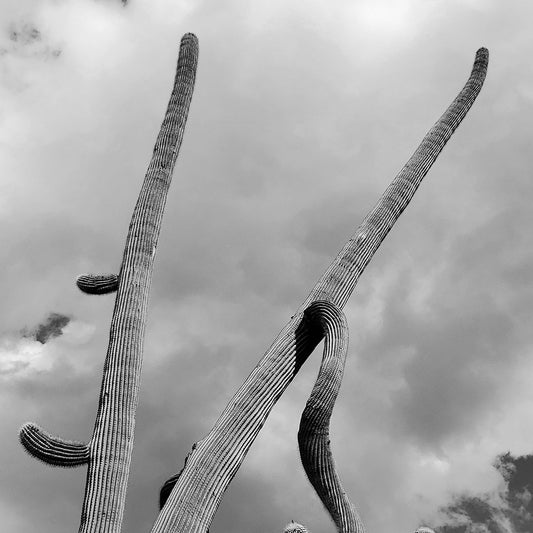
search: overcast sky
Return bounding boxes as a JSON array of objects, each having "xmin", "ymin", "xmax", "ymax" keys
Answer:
[{"xmin": 1, "ymin": 1, "xmax": 533, "ymax": 533}]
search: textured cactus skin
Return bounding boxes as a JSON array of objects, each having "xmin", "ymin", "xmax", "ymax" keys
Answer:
[
  {"xmin": 19, "ymin": 422, "xmax": 90, "ymax": 467},
  {"xmin": 153, "ymin": 49, "xmax": 488, "ymax": 533},
  {"xmin": 298, "ymin": 302, "xmax": 366, "ymax": 533},
  {"xmin": 76, "ymin": 274, "xmax": 119, "ymax": 294},
  {"xmin": 19, "ymin": 33, "xmax": 198, "ymax": 533},
  {"xmin": 284, "ymin": 522, "xmax": 309, "ymax": 533}
]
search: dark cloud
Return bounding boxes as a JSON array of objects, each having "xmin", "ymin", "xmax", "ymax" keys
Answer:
[
  {"xmin": 434, "ymin": 452, "xmax": 533, "ymax": 533},
  {"xmin": 25, "ymin": 312, "xmax": 71, "ymax": 344}
]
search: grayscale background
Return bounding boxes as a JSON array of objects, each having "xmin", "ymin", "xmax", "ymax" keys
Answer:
[{"xmin": 1, "ymin": 1, "xmax": 532, "ymax": 532}]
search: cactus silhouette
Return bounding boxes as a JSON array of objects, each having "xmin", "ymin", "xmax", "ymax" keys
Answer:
[
  {"xmin": 153, "ymin": 48, "xmax": 488, "ymax": 533},
  {"xmin": 19, "ymin": 33, "xmax": 198, "ymax": 533}
]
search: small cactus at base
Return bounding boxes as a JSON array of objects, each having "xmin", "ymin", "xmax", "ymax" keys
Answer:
[{"xmin": 284, "ymin": 521, "xmax": 309, "ymax": 533}]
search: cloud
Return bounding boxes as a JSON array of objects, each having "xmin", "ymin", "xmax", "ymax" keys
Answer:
[
  {"xmin": 0, "ymin": 313, "xmax": 96, "ymax": 377},
  {"xmin": 24, "ymin": 312, "xmax": 71, "ymax": 344},
  {"xmin": 431, "ymin": 452, "xmax": 533, "ymax": 532},
  {"xmin": 1, "ymin": 1, "xmax": 533, "ymax": 533}
]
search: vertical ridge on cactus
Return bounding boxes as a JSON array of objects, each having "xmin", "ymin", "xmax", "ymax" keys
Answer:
[
  {"xmin": 298, "ymin": 302, "xmax": 365, "ymax": 533},
  {"xmin": 153, "ymin": 48, "xmax": 488, "ymax": 533},
  {"xmin": 19, "ymin": 32, "xmax": 199, "ymax": 533}
]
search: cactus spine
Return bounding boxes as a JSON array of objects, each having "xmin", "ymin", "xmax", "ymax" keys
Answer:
[
  {"xmin": 19, "ymin": 33, "xmax": 198, "ymax": 533},
  {"xmin": 153, "ymin": 48, "xmax": 488, "ymax": 533}
]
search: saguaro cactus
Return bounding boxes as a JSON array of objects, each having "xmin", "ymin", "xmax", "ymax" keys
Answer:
[
  {"xmin": 153, "ymin": 48, "xmax": 488, "ymax": 533},
  {"xmin": 19, "ymin": 33, "xmax": 199, "ymax": 533}
]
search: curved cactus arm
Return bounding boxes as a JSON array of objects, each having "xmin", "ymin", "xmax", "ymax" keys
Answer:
[
  {"xmin": 76, "ymin": 274, "xmax": 119, "ymax": 294},
  {"xmin": 19, "ymin": 422, "xmax": 90, "ymax": 467},
  {"xmin": 151, "ymin": 49, "xmax": 487, "ymax": 533},
  {"xmin": 298, "ymin": 302, "xmax": 365, "ymax": 533}
]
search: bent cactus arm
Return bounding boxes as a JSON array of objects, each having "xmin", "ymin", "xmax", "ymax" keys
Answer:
[
  {"xmin": 19, "ymin": 33, "xmax": 198, "ymax": 533},
  {"xmin": 19, "ymin": 422, "xmax": 90, "ymax": 467},
  {"xmin": 152, "ymin": 49, "xmax": 488, "ymax": 533},
  {"xmin": 297, "ymin": 302, "xmax": 365, "ymax": 533}
]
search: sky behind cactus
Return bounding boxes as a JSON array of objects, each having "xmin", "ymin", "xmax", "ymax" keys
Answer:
[{"xmin": 1, "ymin": 1, "xmax": 533, "ymax": 532}]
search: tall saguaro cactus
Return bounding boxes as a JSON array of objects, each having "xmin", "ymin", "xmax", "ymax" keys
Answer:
[
  {"xmin": 154, "ymin": 48, "xmax": 488, "ymax": 533},
  {"xmin": 19, "ymin": 33, "xmax": 199, "ymax": 533}
]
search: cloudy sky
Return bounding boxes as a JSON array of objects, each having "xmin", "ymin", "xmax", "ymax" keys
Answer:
[{"xmin": 1, "ymin": 1, "xmax": 533, "ymax": 532}]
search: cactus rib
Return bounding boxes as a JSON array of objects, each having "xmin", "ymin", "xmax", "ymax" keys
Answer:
[
  {"xmin": 151, "ymin": 48, "xmax": 488, "ymax": 533},
  {"xmin": 298, "ymin": 302, "xmax": 365, "ymax": 533},
  {"xmin": 19, "ymin": 422, "xmax": 90, "ymax": 467},
  {"xmin": 76, "ymin": 274, "xmax": 119, "ymax": 294}
]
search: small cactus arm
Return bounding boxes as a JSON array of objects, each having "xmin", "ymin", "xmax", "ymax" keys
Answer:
[
  {"xmin": 297, "ymin": 301, "xmax": 365, "ymax": 533},
  {"xmin": 19, "ymin": 33, "xmax": 198, "ymax": 533},
  {"xmin": 152, "ymin": 48, "xmax": 488, "ymax": 533},
  {"xmin": 76, "ymin": 274, "xmax": 119, "ymax": 295},
  {"xmin": 19, "ymin": 422, "xmax": 90, "ymax": 467}
]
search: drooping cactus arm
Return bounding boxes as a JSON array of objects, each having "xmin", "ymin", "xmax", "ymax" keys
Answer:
[
  {"xmin": 19, "ymin": 422, "xmax": 90, "ymax": 467},
  {"xmin": 152, "ymin": 48, "xmax": 488, "ymax": 533},
  {"xmin": 19, "ymin": 33, "xmax": 199, "ymax": 533},
  {"xmin": 297, "ymin": 301, "xmax": 365, "ymax": 533},
  {"xmin": 77, "ymin": 274, "xmax": 119, "ymax": 295}
]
